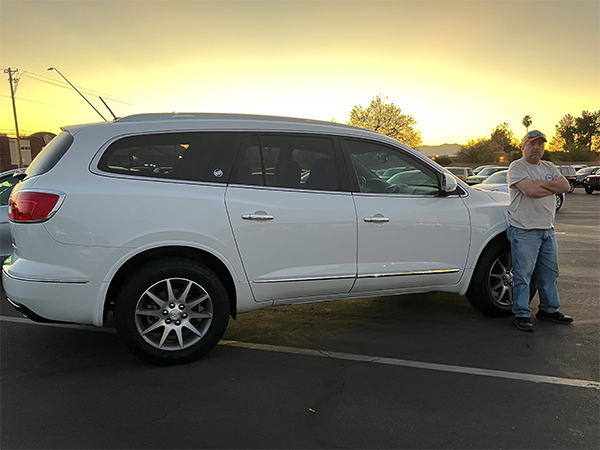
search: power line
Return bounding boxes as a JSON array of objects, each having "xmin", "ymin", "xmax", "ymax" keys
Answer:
[
  {"xmin": 0, "ymin": 94, "xmax": 69, "ymax": 109},
  {"xmin": 1, "ymin": 65, "xmax": 160, "ymax": 112},
  {"xmin": 24, "ymin": 72, "xmax": 139, "ymax": 107}
]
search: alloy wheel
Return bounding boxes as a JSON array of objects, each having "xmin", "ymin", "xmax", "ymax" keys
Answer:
[{"xmin": 134, "ymin": 277, "xmax": 213, "ymax": 351}]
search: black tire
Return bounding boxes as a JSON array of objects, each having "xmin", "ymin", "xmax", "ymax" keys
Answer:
[
  {"xmin": 114, "ymin": 258, "xmax": 230, "ymax": 366},
  {"xmin": 555, "ymin": 194, "xmax": 563, "ymax": 212},
  {"xmin": 585, "ymin": 186, "xmax": 594, "ymax": 194},
  {"xmin": 466, "ymin": 239, "xmax": 535, "ymax": 317},
  {"xmin": 569, "ymin": 181, "xmax": 575, "ymax": 193}
]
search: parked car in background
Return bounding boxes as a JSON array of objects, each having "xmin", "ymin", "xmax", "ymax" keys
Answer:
[
  {"xmin": 3, "ymin": 112, "xmax": 516, "ymax": 365},
  {"xmin": 466, "ymin": 166, "xmax": 507, "ymax": 185},
  {"xmin": 472, "ymin": 169, "xmax": 564, "ymax": 211},
  {"xmin": 576, "ymin": 166, "xmax": 600, "ymax": 186},
  {"xmin": 572, "ymin": 164, "xmax": 588, "ymax": 171},
  {"xmin": 473, "ymin": 165, "xmax": 494, "ymax": 175},
  {"xmin": 0, "ymin": 169, "xmax": 23, "ymax": 262},
  {"xmin": 444, "ymin": 166, "xmax": 474, "ymax": 182},
  {"xmin": 557, "ymin": 165, "xmax": 577, "ymax": 192},
  {"xmin": 583, "ymin": 173, "xmax": 600, "ymax": 194}
]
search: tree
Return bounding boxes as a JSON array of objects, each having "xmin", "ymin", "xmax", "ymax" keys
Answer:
[
  {"xmin": 522, "ymin": 115, "xmax": 532, "ymax": 133},
  {"xmin": 433, "ymin": 155, "xmax": 452, "ymax": 166},
  {"xmin": 552, "ymin": 111, "xmax": 600, "ymax": 161},
  {"xmin": 490, "ymin": 122, "xmax": 519, "ymax": 153},
  {"xmin": 455, "ymin": 138, "xmax": 497, "ymax": 163},
  {"xmin": 456, "ymin": 123, "xmax": 519, "ymax": 163},
  {"xmin": 348, "ymin": 95, "xmax": 422, "ymax": 147}
]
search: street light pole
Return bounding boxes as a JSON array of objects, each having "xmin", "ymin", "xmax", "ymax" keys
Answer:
[
  {"xmin": 4, "ymin": 67, "xmax": 24, "ymax": 168},
  {"xmin": 47, "ymin": 67, "xmax": 107, "ymax": 121}
]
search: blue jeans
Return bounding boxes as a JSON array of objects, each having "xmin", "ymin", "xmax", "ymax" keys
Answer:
[{"xmin": 507, "ymin": 226, "xmax": 561, "ymax": 318}]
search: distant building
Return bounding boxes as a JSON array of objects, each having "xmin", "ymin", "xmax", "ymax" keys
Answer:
[{"xmin": 0, "ymin": 132, "xmax": 56, "ymax": 172}]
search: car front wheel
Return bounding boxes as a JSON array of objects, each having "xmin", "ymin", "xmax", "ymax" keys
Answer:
[
  {"xmin": 114, "ymin": 258, "xmax": 230, "ymax": 366},
  {"xmin": 555, "ymin": 194, "xmax": 564, "ymax": 211},
  {"xmin": 585, "ymin": 186, "xmax": 594, "ymax": 194},
  {"xmin": 466, "ymin": 239, "xmax": 535, "ymax": 317}
]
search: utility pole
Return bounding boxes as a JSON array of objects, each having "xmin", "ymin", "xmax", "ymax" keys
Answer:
[{"xmin": 4, "ymin": 67, "xmax": 24, "ymax": 168}]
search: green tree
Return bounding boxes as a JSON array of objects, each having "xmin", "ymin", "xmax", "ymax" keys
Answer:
[
  {"xmin": 574, "ymin": 110, "xmax": 600, "ymax": 152},
  {"xmin": 552, "ymin": 111, "xmax": 600, "ymax": 160},
  {"xmin": 348, "ymin": 95, "xmax": 422, "ymax": 147},
  {"xmin": 491, "ymin": 122, "xmax": 520, "ymax": 153},
  {"xmin": 433, "ymin": 155, "xmax": 452, "ymax": 166},
  {"xmin": 522, "ymin": 115, "xmax": 532, "ymax": 133},
  {"xmin": 455, "ymin": 138, "xmax": 497, "ymax": 163},
  {"xmin": 456, "ymin": 123, "xmax": 519, "ymax": 163}
]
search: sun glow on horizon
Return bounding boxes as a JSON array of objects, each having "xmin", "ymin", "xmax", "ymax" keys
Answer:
[{"xmin": 1, "ymin": 1, "xmax": 598, "ymax": 146}]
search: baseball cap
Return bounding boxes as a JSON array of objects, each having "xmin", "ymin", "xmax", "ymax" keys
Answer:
[{"xmin": 523, "ymin": 130, "xmax": 547, "ymax": 143}]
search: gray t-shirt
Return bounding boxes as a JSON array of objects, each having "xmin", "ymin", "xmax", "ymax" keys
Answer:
[{"xmin": 507, "ymin": 158, "xmax": 560, "ymax": 229}]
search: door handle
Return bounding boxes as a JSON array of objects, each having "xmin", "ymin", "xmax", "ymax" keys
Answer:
[
  {"xmin": 364, "ymin": 216, "xmax": 390, "ymax": 223},
  {"xmin": 242, "ymin": 213, "xmax": 274, "ymax": 221}
]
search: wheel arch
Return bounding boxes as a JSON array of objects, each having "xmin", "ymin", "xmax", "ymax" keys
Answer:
[
  {"xmin": 103, "ymin": 246, "xmax": 237, "ymax": 324},
  {"xmin": 460, "ymin": 230, "xmax": 509, "ymax": 295},
  {"xmin": 472, "ymin": 230, "xmax": 509, "ymax": 270}
]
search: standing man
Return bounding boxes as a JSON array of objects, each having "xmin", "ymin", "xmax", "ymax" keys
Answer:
[{"xmin": 507, "ymin": 130, "xmax": 573, "ymax": 331}]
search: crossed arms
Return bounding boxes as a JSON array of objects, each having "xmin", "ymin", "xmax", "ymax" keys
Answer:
[{"xmin": 512, "ymin": 176, "xmax": 570, "ymax": 198}]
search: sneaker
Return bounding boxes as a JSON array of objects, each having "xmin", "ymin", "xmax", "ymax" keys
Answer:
[
  {"xmin": 536, "ymin": 310, "xmax": 573, "ymax": 324},
  {"xmin": 514, "ymin": 317, "xmax": 534, "ymax": 332}
]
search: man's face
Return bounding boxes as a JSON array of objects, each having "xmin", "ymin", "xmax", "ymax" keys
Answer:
[{"xmin": 522, "ymin": 138, "xmax": 545, "ymax": 164}]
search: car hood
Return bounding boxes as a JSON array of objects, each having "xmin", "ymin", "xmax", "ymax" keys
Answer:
[{"xmin": 473, "ymin": 183, "xmax": 508, "ymax": 193}]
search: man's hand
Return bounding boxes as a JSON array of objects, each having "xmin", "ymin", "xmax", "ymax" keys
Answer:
[
  {"xmin": 536, "ymin": 175, "xmax": 570, "ymax": 194},
  {"xmin": 513, "ymin": 177, "xmax": 567, "ymax": 198}
]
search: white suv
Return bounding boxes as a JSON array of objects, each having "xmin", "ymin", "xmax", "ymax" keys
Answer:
[{"xmin": 3, "ymin": 113, "xmax": 514, "ymax": 365}]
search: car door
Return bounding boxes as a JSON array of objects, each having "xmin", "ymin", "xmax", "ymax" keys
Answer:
[
  {"xmin": 342, "ymin": 138, "xmax": 471, "ymax": 293},
  {"xmin": 225, "ymin": 133, "xmax": 357, "ymax": 303}
]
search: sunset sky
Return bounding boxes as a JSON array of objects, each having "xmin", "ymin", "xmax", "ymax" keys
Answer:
[{"xmin": 1, "ymin": 0, "xmax": 598, "ymax": 146}]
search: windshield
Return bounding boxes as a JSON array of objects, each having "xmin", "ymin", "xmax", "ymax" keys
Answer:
[
  {"xmin": 482, "ymin": 170, "xmax": 508, "ymax": 184},
  {"xmin": 479, "ymin": 167, "xmax": 500, "ymax": 176},
  {"xmin": 577, "ymin": 167, "xmax": 596, "ymax": 175}
]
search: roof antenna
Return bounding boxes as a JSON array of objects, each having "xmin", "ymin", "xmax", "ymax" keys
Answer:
[
  {"xmin": 99, "ymin": 97, "xmax": 118, "ymax": 120},
  {"xmin": 47, "ymin": 67, "xmax": 107, "ymax": 121}
]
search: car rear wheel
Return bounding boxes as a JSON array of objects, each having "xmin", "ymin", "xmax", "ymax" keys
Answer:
[
  {"xmin": 114, "ymin": 258, "xmax": 230, "ymax": 366},
  {"xmin": 569, "ymin": 181, "xmax": 575, "ymax": 193},
  {"xmin": 466, "ymin": 239, "xmax": 535, "ymax": 317}
]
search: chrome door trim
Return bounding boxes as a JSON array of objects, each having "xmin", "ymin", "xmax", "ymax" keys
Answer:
[
  {"xmin": 358, "ymin": 268, "xmax": 460, "ymax": 278},
  {"xmin": 253, "ymin": 269, "xmax": 460, "ymax": 284}
]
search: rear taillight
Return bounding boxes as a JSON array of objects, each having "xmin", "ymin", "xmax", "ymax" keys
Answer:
[{"xmin": 8, "ymin": 191, "xmax": 65, "ymax": 222}]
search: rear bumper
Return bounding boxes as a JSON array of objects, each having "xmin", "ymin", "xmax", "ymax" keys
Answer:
[
  {"xmin": 2, "ymin": 265, "xmax": 102, "ymax": 326},
  {"xmin": 5, "ymin": 296, "xmax": 75, "ymax": 324}
]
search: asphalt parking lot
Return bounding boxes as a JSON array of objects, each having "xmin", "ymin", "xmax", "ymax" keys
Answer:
[{"xmin": 1, "ymin": 189, "xmax": 599, "ymax": 449}]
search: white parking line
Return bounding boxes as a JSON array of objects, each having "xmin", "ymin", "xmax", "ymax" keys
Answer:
[
  {"xmin": 2, "ymin": 315, "xmax": 599, "ymax": 390},
  {"xmin": 219, "ymin": 340, "xmax": 600, "ymax": 390}
]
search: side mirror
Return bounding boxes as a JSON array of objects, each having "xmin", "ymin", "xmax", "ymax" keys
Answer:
[{"xmin": 441, "ymin": 172, "xmax": 458, "ymax": 194}]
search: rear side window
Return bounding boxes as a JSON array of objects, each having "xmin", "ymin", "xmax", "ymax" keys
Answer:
[
  {"xmin": 231, "ymin": 134, "xmax": 340, "ymax": 191},
  {"xmin": 98, "ymin": 132, "xmax": 243, "ymax": 183},
  {"xmin": 25, "ymin": 132, "xmax": 74, "ymax": 177}
]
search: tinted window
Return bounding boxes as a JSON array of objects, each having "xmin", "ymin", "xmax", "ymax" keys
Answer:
[
  {"xmin": 345, "ymin": 139, "xmax": 439, "ymax": 196},
  {"xmin": 232, "ymin": 134, "xmax": 339, "ymax": 191},
  {"xmin": 98, "ymin": 132, "xmax": 243, "ymax": 183},
  {"xmin": 25, "ymin": 132, "xmax": 74, "ymax": 177}
]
